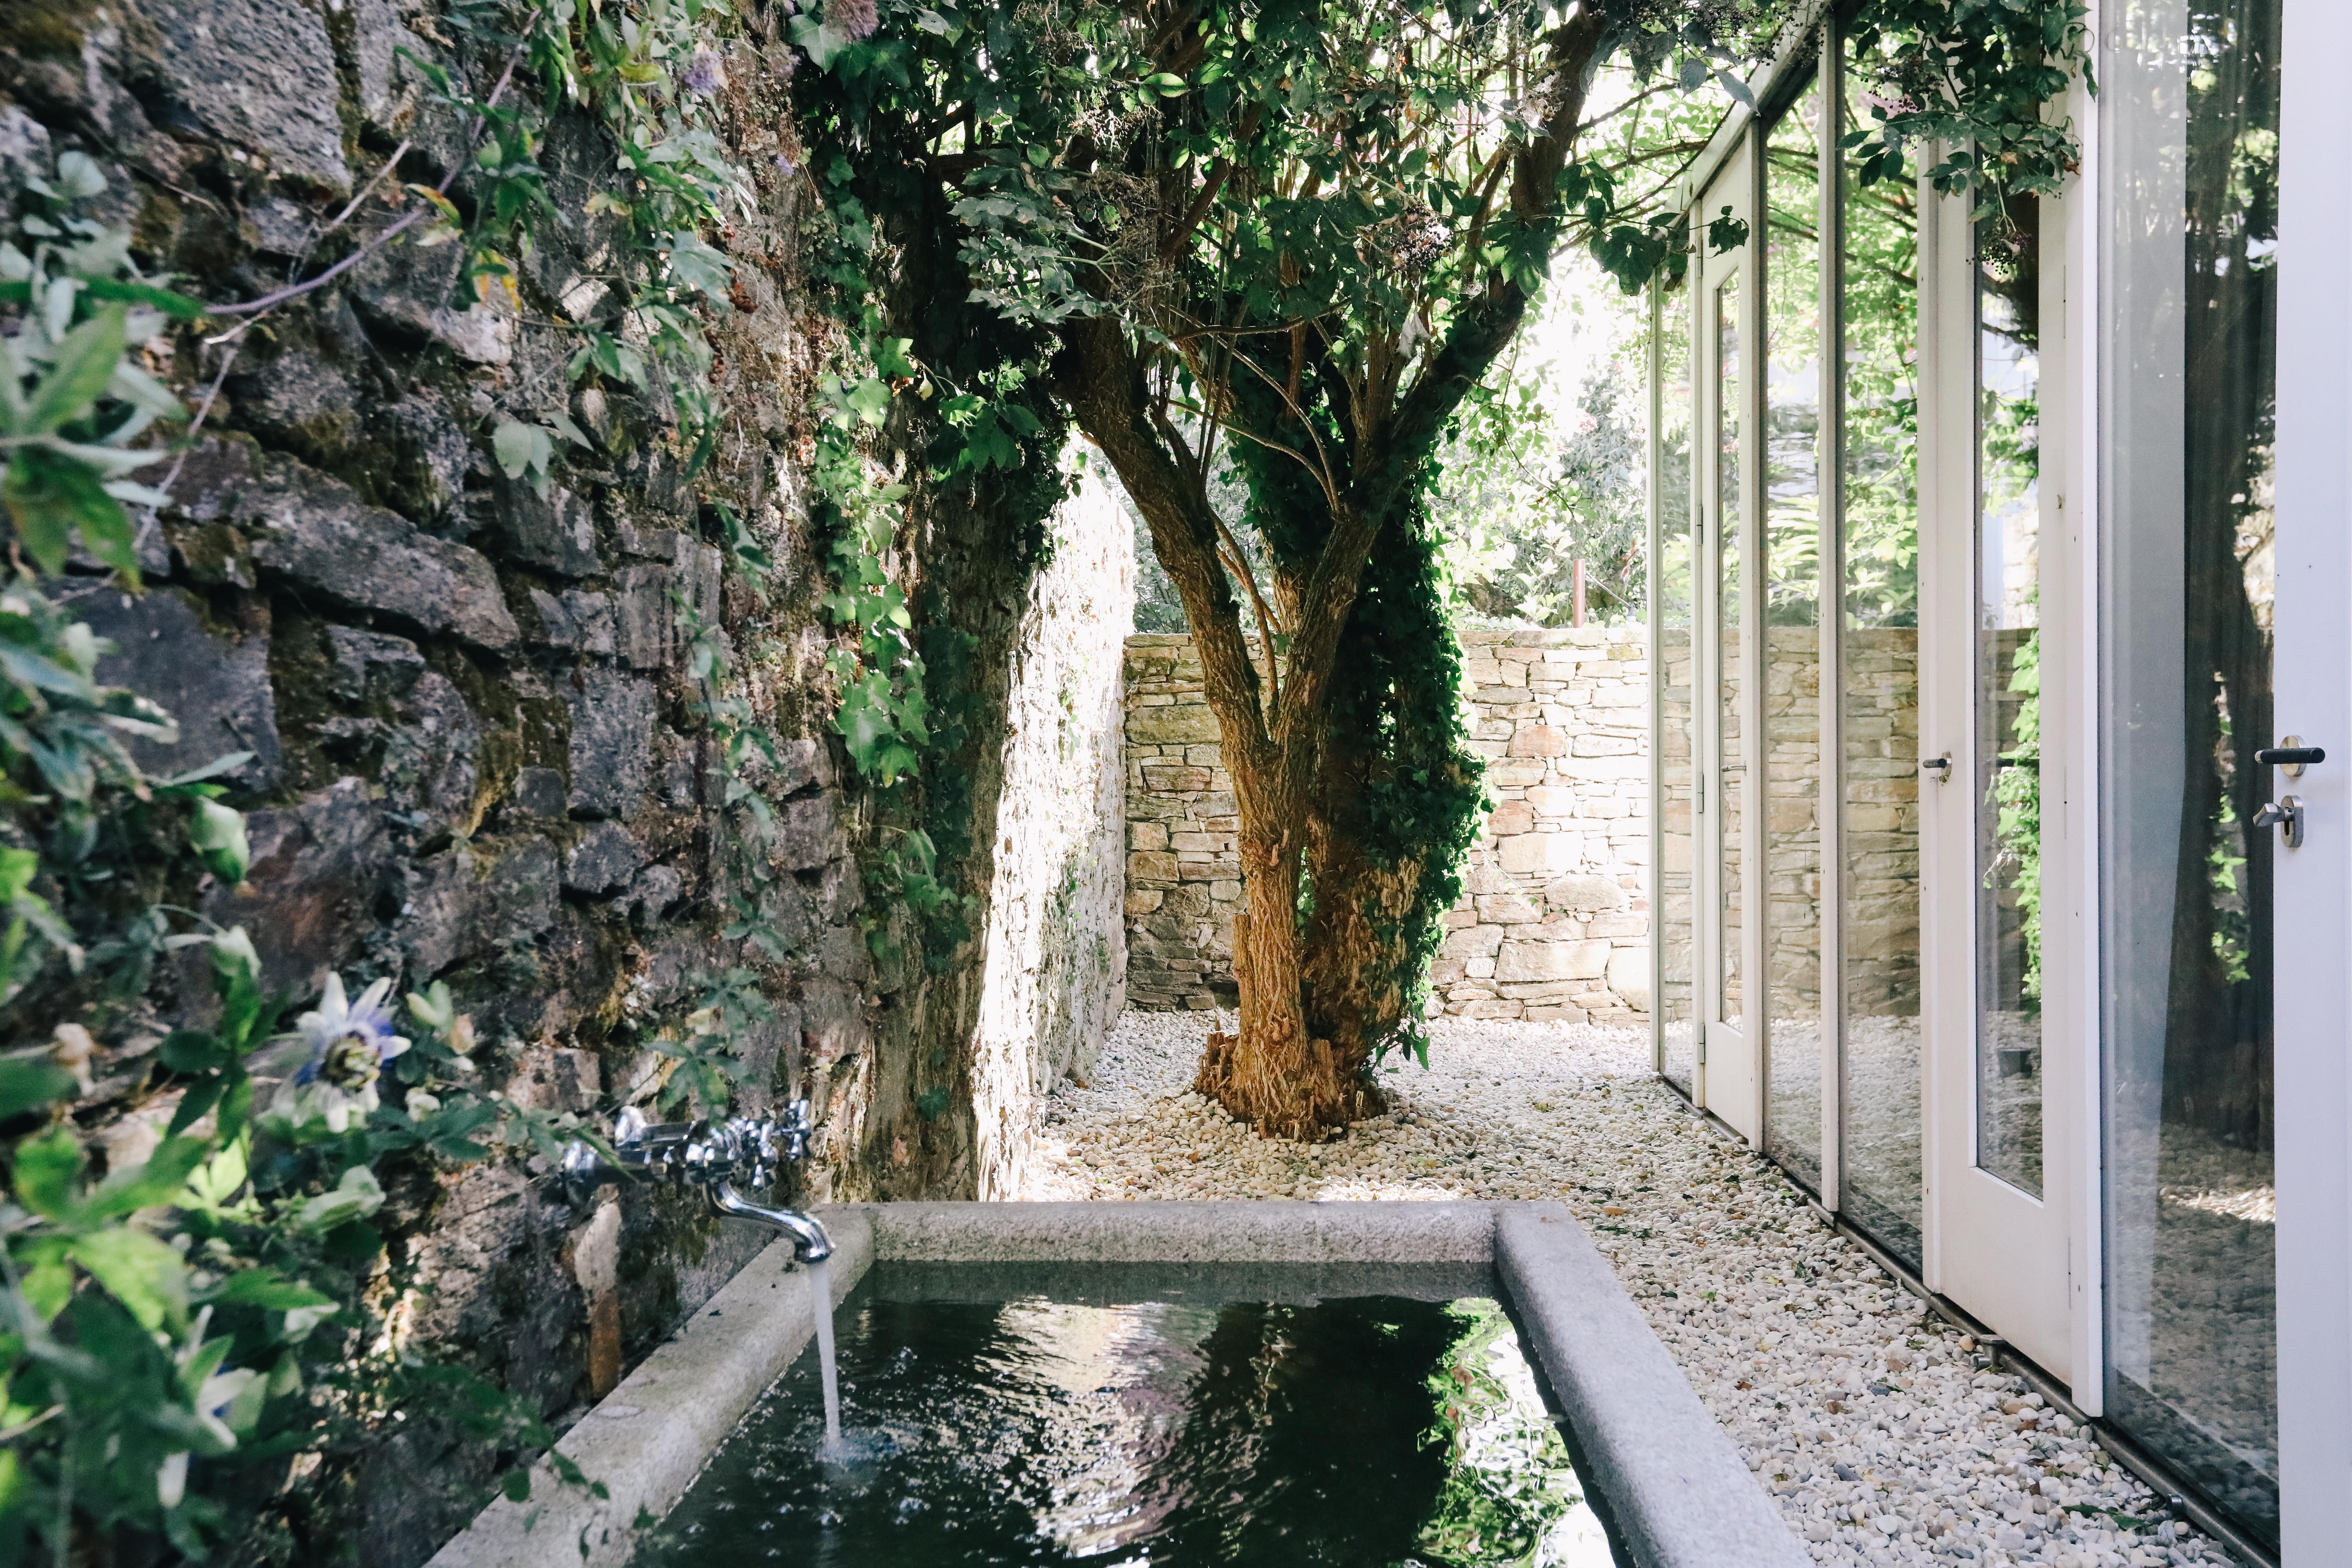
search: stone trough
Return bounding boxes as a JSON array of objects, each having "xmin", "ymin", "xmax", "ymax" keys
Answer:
[{"xmin": 426, "ymin": 1201, "xmax": 1808, "ymax": 1568}]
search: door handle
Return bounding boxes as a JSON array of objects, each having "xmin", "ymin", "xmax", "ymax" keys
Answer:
[
  {"xmin": 2254, "ymin": 796, "xmax": 2305, "ymax": 849},
  {"xmin": 2255, "ymin": 739, "xmax": 2324, "ymax": 776},
  {"xmin": 1921, "ymin": 754, "xmax": 1952, "ymax": 784}
]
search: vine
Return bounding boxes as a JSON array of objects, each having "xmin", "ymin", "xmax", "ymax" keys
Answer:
[{"xmin": 0, "ymin": 0, "xmax": 798, "ymax": 1553}]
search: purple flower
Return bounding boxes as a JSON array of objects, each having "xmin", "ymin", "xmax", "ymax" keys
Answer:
[
  {"xmin": 274, "ymin": 974, "xmax": 411, "ymax": 1132},
  {"xmin": 683, "ymin": 46, "xmax": 726, "ymax": 96}
]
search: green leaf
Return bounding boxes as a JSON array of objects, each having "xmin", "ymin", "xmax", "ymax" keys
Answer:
[
  {"xmin": 491, "ymin": 420, "xmax": 554, "ymax": 482},
  {"xmin": 11, "ymin": 1124, "xmax": 84, "ymax": 1218},
  {"xmin": 0, "ymin": 1057, "xmax": 73, "ymax": 1120},
  {"xmin": 2, "ymin": 446, "xmax": 138, "ymax": 582},
  {"xmin": 27, "ymin": 305, "xmax": 126, "ymax": 434},
  {"xmin": 297, "ymin": 1165, "xmax": 386, "ymax": 1230},
  {"xmin": 66, "ymin": 1226, "xmax": 189, "ymax": 1332},
  {"xmin": 502, "ymin": 1468, "xmax": 532, "ymax": 1503},
  {"xmin": 189, "ymin": 797, "xmax": 249, "ymax": 883},
  {"xmin": 80, "ymin": 1134, "xmax": 210, "ymax": 1220},
  {"xmin": 203, "ymin": 1266, "xmax": 337, "ymax": 1313}
]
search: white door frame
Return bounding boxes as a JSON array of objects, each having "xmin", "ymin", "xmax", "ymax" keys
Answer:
[
  {"xmin": 1693, "ymin": 132, "xmax": 1764, "ymax": 1146},
  {"xmin": 1916, "ymin": 156, "xmax": 2075, "ymax": 1383},
  {"xmin": 2273, "ymin": 0, "xmax": 2352, "ymax": 1549}
]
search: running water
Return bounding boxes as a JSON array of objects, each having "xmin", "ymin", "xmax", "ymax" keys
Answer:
[{"xmin": 807, "ymin": 1256, "xmax": 842, "ymax": 1450}]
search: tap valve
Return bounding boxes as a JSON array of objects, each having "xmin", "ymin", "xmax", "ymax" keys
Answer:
[{"xmin": 559, "ymin": 1101, "xmax": 831, "ymax": 1262}]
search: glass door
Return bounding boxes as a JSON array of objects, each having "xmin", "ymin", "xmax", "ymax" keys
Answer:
[
  {"xmin": 1694, "ymin": 141, "xmax": 1761, "ymax": 1143},
  {"xmin": 2104, "ymin": 0, "xmax": 2291, "ymax": 1544},
  {"xmin": 1921, "ymin": 166, "xmax": 2072, "ymax": 1379}
]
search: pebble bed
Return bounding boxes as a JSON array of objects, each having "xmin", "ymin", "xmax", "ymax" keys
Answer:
[{"xmin": 1024, "ymin": 1011, "xmax": 2239, "ymax": 1568}]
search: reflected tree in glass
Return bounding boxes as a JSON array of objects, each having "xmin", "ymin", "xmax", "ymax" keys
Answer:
[{"xmin": 1836, "ymin": 30, "xmax": 1925, "ymax": 1270}]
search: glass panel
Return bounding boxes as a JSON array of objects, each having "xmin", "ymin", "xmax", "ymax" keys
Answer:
[
  {"xmin": 2102, "ymin": 0, "xmax": 2280, "ymax": 1544},
  {"xmin": 1765, "ymin": 74, "xmax": 1824, "ymax": 1193},
  {"xmin": 1975, "ymin": 203, "xmax": 2044, "ymax": 1197},
  {"xmin": 1715, "ymin": 271, "xmax": 1744, "ymax": 1036},
  {"xmin": 1658, "ymin": 276, "xmax": 1699, "ymax": 1100},
  {"xmin": 1837, "ymin": 31, "xmax": 1924, "ymax": 1270}
]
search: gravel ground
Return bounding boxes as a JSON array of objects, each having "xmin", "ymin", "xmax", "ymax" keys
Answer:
[{"xmin": 1025, "ymin": 1011, "xmax": 2238, "ymax": 1568}]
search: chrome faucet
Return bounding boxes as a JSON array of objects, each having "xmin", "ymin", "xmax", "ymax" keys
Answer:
[{"xmin": 562, "ymin": 1099, "xmax": 832, "ymax": 1262}]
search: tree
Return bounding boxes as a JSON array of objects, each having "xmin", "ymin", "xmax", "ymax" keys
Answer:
[{"xmin": 796, "ymin": 0, "xmax": 2091, "ymax": 1137}]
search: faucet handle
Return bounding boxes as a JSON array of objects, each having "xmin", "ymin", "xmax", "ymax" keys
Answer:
[{"xmin": 779, "ymin": 1097, "xmax": 814, "ymax": 1163}]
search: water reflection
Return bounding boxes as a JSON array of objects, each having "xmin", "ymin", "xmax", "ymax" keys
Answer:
[{"xmin": 637, "ymin": 1281, "xmax": 1622, "ymax": 1566}]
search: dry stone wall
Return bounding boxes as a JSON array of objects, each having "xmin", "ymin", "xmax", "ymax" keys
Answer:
[
  {"xmin": 0, "ymin": 12, "xmax": 1114, "ymax": 1561},
  {"xmin": 1121, "ymin": 627, "xmax": 1652, "ymax": 1024}
]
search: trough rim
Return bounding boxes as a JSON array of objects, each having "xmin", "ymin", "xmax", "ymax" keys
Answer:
[{"xmin": 423, "ymin": 1199, "xmax": 1806, "ymax": 1568}]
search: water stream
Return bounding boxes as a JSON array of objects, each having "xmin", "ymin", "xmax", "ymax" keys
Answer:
[{"xmin": 807, "ymin": 1255, "xmax": 842, "ymax": 1450}]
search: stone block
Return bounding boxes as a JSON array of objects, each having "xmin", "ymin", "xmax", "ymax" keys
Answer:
[
  {"xmin": 141, "ymin": 0, "xmax": 352, "ymax": 193},
  {"xmin": 526, "ymin": 588, "xmax": 616, "ymax": 654},
  {"xmin": 1441, "ymin": 924, "xmax": 1505, "ymax": 959},
  {"xmin": 770, "ymin": 737, "xmax": 834, "ymax": 796},
  {"xmin": 1509, "ymin": 724, "xmax": 1567, "ymax": 758},
  {"xmin": 1462, "ymin": 860, "xmax": 1512, "ymax": 896},
  {"xmin": 1524, "ymin": 785, "xmax": 1578, "ymax": 818},
  {"xmin": 493, "ymin": 481, "xmax": 600, "ymax": 577},
  {"xmin": 82, "ymin": 586, "xmax": 282, "ymax": 793},
  {"xmin": 1486, "ymin": 800, "xmax": 1536, "ymax": 837},
  {"xmin": 566, "ymin": 670, "xmax": 655, "ymax": 818},
  {"xmin": 774, "ymin": 795, "xmax": 847, "ymax": 870},
  {"xmin": 398, "ymin": 834, "xmax": 559, "ymax": 978},
  {"xmin": 1130, "ymin": 821, "xmax": 1169, "ymax": 851},
  {"xmin": 1607, "ymin": 946, "xmax": 1653, "ymax": 1011},
  {"xmin": 564, "ymin": 822, "xmax": 644, "ymax": 894},
  {"xmin": 207, "ymin": 445, "xmax": 520, "ymax": 648},
  {"xmin": 1129, "ymin": 850, "xmax": 1180, "ymax": 883},
  {"xmin": 1129, "ymin": 706, "xmax": 1220, "ymax": 745},
  {"xmin": 205, "ymin": 776, "xmax": 388, "ymax": 996},
  {"xmin": 1497, "ymin": 833, "xmax": 1582, "ymax": 875},
  {"xmin": 1125, "ymin": 889, "xmax": 1163, "ymax": 916},
  {"xmin": 1476, "ymin": 894, "xmax": 1543, "ymax": 926},
  {"xmin": 1495, "ymin": 938, "xmax": 1611, "ymax": 983},
  {"xmin": 1464, "ymin": 955, "xmax": 1496, "ymax": 979},
  {"xmin": 1544, "ymin": 873, "xmax": 1629, "ymax": 912}
]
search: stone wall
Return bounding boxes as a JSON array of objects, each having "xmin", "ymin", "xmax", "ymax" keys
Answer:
[
  {"xmin": 1434, "ymin": 627, "xmax": 1651, "ymax": 1023},
  {"xmin": 1121, "ymin": 627, "xmax": 1652, "ymax": 1024},
  {"xmin": 1120, "ymin": 634, "xmax": 1246, "ymax": 1009},
  {"xmin": 0, "ymin": 12, "xmax": 1107, "ymax": 1561},
  {"xmin": 969, "ymin": 458, "xmax": 1133, "ymax": 1197}
]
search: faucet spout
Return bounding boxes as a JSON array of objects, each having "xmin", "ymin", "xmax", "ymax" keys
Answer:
[{"xmin": 711, "ymin": 1180, "xmax": 833, "ymax": 1263}]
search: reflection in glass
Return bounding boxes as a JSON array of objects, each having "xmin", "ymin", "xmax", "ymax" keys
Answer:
[
  {"xmin": 1763, "ymin": 74, "xmax": 1824, "ymax": 1193},
  {"xmin": 1837, "ymin": 32, "xmax": 1924, "ymax": 1270},
  {"xmin": 1975, "ymin": 203, "xmax": 2044, "ymax": 1197},
  {"xmin": 1715, "ymin": 272, "xmax": 1744, "ymax": 1037},
  {"xmin": 2102, "ymin": 0, "xmax": 2279, "ymax": 1544},
  {"xmin": 1658, "ymin": 276, "xmax": 1699, "ymax": 1099}
]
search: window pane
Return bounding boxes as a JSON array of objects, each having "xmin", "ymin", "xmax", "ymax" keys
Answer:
[
  {"xmin": 1716, "ymin": 271, "xmax": 1744, "ymax": 1036},
  {"xmin": 1658, "ymin": 275, "xmax": 1699, "ymax": 1099},
  {"xmin": 1837, "ymin": 31, "xmax": 1924, "ymax": 1269},
  {"xmin": 2101, "ymin": 0, "xmax": 2279, "ymax": 1544},
  {"xmin": 1975, "ymin": 202, "xmax": 2044, "ymax": 1197},
  {"xmin": 1765, "ymin": 71, "xmax": 1824, "ymax": 1193}
]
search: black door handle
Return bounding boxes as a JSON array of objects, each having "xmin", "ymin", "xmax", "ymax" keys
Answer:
[{"xmin": 2255, "ymin": 746, "xmax": 2325, "ymax": 767}]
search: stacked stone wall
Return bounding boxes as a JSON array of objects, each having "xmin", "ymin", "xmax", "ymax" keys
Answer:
[
  {"xmin": 1434, "ymin": 627, "xmax": 1651, "ymax": 1023},
  {"xmin": 1121, "ymin": 627, "xmax": 1652, "ymax": 1023},
  {"xmin": 0, "ymin": 16, "xmax": 1118, "ymax": 1559}
]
